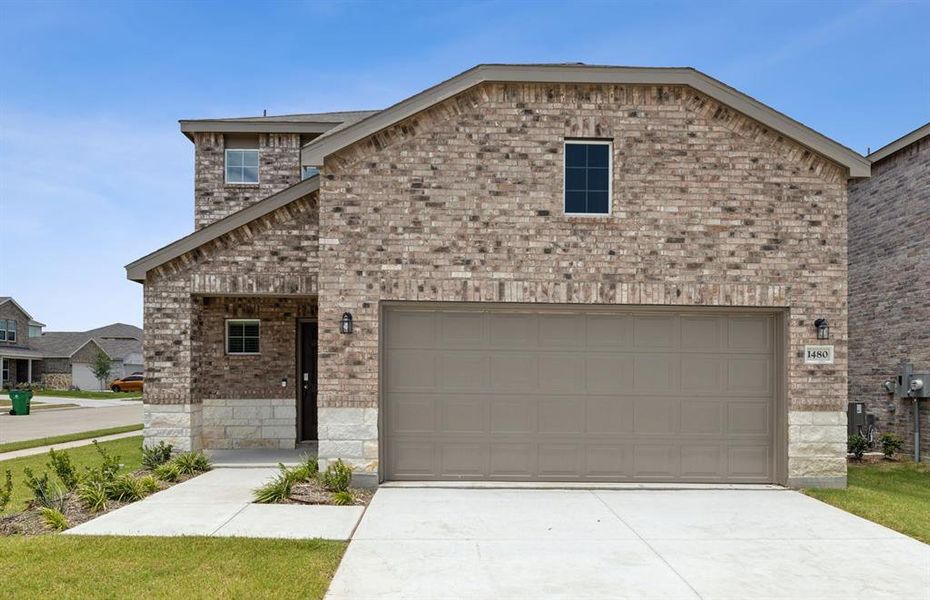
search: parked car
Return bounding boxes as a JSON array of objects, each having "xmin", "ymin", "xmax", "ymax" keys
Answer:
[{"xmin": 110, "ymin": 374, "xmax": 143, "ymax": 392}]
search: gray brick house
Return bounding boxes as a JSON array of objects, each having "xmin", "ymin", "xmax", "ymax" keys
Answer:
[
  {"xmin": 127, "ymin": 64, "xmax": 871, "ymax": 488},
  {"xmin": 848, "ymin": 123, "xmax": 929, "ymax": 462},
  {"xmin": 0, "ymin": 296, "xmax": 143, "ymax": 389}
]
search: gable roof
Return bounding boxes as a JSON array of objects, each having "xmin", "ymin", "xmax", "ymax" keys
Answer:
[
  {"xmin": 125, "ymin": 175, "xmax": 320, "ymax": 282},
  {"xmin": 27, "ymin": 323, "xmax": 142, "ymax": 360},
  {"xmin": 300, "ymin": 64, "xmax": 870, "ymax": 178},
  {"xmin": 179, "ymin": 110, "xmax": 379, "ymax": 141},
  {"xmin": 867, "ymin": 122, "xmax": 930, "ymax": 163},
  {"xmin": 0, "ymin": 297, "xmax": 35, "ymax": 320}
]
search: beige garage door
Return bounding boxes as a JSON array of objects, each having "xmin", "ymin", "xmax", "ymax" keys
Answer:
[{"xmin": 383, "ymin": 305, "xmax": 778, "ymax": 483}]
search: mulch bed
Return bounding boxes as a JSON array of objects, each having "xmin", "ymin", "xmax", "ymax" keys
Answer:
[
  {"xmin": 0, "ymin": 470, "xmax": 200, "ymax": 537},
  {"xmin": 282, "ymin": 479, "xmax": 374, "ymax": 506}
]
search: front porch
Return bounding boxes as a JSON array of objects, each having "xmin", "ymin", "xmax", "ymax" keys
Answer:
[
  {"xmin": 145, "ymin": 294, "xmax": 318, "ymax": 451},
  {"xmin": 0, "ymin": 351, "xmax": 41, "ymax": 388}
]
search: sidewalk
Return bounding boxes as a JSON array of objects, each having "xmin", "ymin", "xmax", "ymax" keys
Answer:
[
  {"xmin": 0, "ymin": 430, "xmax": 142, "ymax": 461},
  {"xmin": 66, "ymin": 468, "xmax": 365, "ymax": 540}
]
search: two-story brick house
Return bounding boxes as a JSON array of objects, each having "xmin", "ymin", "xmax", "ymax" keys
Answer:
[{"xmin": 127, "ymin": 64, "xmax": 870, "ymax": 488}]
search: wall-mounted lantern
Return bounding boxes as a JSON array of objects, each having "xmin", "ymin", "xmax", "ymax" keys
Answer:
[
  {"xmin": 280, "ymin": 376, "xmax": 288, "ymax": 388},
  {"xmin": 814, "ymin": 318, "xmax": 829, "ymax": 340},
  {"xmin": 340, "ymin": 312, "xmax": 354, "ymax": 334}
]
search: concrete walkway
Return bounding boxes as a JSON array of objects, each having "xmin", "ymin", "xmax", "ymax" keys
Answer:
[
  {"xmin": 66, "ymin": 468, "xmax": 364, "ymax": 540},
  {"xmin": 0, "ymin": 430, "xmax": 141, "ymax": 460},
  {"xmin": 326, "ymin": 487, "xmax": 930, "ymax": 600},
  {"xmin": 0, "ymin": 404, "xmax": 142, "ymax": 444}
]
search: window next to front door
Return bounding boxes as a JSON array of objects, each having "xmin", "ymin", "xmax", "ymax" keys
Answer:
[
  {"xmin": 564, "ymin": 140, "xmax": 612, "ymax": 215},
  {"xmin": 225, "ymin": 149, "xmax": 260, "ymax": 184},
  {"xmin": 226, "ymin": 319, "xmax": 260, "ymax": 354}
]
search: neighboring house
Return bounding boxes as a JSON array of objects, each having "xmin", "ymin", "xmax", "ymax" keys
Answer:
[
  {"xmin": 848, "ymin": 123, "xmax": 930, "ymax": 462},
  {"xmin": 0, "ymin": 297, "xmax": 142, "ymax": 390},
  {"xmin": 127, "ymin": 64, "xmax": 871, "ymax": 489}
]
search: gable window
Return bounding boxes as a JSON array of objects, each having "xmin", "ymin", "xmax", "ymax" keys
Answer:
[
  {"xmin": 564, "ymin": 140, "xmax": 612, "ymax": 215},
  {"xmin": 226, "ymin": 319, "xmax": 260, "ymax": 354},
  {"xmin": 225, "ymin": 149, "xmax": 260, "ymax": 184},
  {"xmin": 0, "ymin": 319, "xmax": 14, "ymax": 342}
]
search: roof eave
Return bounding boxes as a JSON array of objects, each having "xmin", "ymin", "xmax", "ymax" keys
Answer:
[
  {"xmin": 179, "ymin": 120, "xmax": 343, "ymax": 142},
  {"xmin": 867, "ymin": 122, "xmax": 930, "ymax": 163},
  {"xmin": 125, "ymin": 175, "xmax": 320, "ymax": 283},
  {"xmin": 301, "ymin": 64, "xmax": 870, "ymax": 178}
]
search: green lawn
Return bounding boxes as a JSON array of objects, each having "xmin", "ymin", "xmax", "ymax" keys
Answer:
[
  {"xmin": 0, "ymin": 424, "xmax": 143, "ymax": 454},
  {"xmin": 0, "ymin": 436, "xmax": 143, "ymax": 514},
  {"xmin": 0, "ymin": 535, "xmax": 346, "ymax": 599},
  {"xmin": 804, "ymin": 461, "xmax": 930, "ymax": 544},
  {"xmin": 4, "ymin": 390, "xmax": 143, "ymax": 400}
]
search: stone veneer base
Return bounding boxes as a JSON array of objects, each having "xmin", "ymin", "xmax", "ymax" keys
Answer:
[
  {"xmin": 143, "ymin": 403, "xmax": 203, "ymax": 451},
  {"xmin": 202, "ymin": 397, "xmax": 296, "ymax": 450}
]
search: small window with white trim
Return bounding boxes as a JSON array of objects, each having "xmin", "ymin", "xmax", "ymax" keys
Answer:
[
  {"xmin": 0, "ymin": 319, "xmax": 13, "ymax": 342},
  {"xmin": 225, "ymin": 149, "xmax": 260, "ymax": 184},
  {"xmin": 564, "ymin": 140, "xmax": 612, "ymax": 215},
  {"xmin": 226, "ymin": 319, "xmax": 260, "ymax": 354}
]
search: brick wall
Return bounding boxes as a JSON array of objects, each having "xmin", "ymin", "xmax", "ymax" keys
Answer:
[
  {"xmin": 848, "ymin": 134, "xmax": 930, "ymax": 460},
  {"xmin": 0, "ymin": 301, "xmax": 29, "ymax": 347},
  {"xmin": 317, "ymin": 82, "xmax": 850, "ymax": 484},
  {"xmin": 193, "ymin": 132, "xmax": 302, "ymax": 229}
]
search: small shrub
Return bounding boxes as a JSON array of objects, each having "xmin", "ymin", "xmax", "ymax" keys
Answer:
[
  {"xmin": 106, "ymin": 474, "xmax": 149, "ymax": 502},
  {"xmin": 82, "ymin": 440, "xmax": 121, "ymax": 485},
  {"xmin": 138, "ymin": 474, "xmax": 160, "ymax": 494},
  {"xmin": 172, "ymin": 451, "xmax": 211, "ymax": 475},
  {"xmin": 879, "ymin": 432, "xmax": 904, "ymax": 459},
  {"xmin": 153, "ymin": 463, "xmax": 181, "ymax": 482},
  {"xmin": 47, "ymin": 448, "xmax": 79, "ymax": 491},
  {"xmin": 23, "ymin": 468, "xmax": 67, "ymax": 511},
  {"xmin": 321, "ymin": 460, "xmax": 352, "ymax": 493},
  {"xmin": 848, "ymin": 433, "xmax": 868, "ymax": 460},
  {"xmin": 142, "ymin": 442, "xmax": 174, "ymax": 469},
  {"xmin": 330, "ymin": 490, "xmax": 355, "ymax": 506},
  {"xmin": 40, "ymin": 507, "xmax": 70, "ymax": 531},
  {"xmin": 300, "ymin": 455, "xmax": 319, "ymax": 479},
  {"xmin": 0, "ymin": 470, "xmax": 12, "ymax": 512},
  {"xmin": 77, "ymin": 481, "xmax": 108, "ymax": 512},
  {"xmin": 253, "ymin": 475, "xmax": 292, "ymax": 504}
]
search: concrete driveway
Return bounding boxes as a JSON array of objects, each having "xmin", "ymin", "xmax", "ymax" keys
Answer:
[{"xmin": 326, "ymin": 487, "xmax": 930, "ymax": 600}]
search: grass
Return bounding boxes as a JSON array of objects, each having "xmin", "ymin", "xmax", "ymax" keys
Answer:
[
  {"xmin": 804, "ymin": 461, "xmax": 930, "ymax": 544},
  {"xmin": 0, "ymin": 535, "xmax": 346, "ymax": 599},
  {"xmin": 0, "ymin": 400, "xmax": 80, "ymax": 411},
  {"xmin": 0, "ymin": 436, "xmax": 143, "ymax": 514},
  {"xmin": 0, "ymin": 424, "xmax": 143, "ymax": 454},
  {"xmin": 2, "ymin": 390, "xmax": 142, "ymax": 400}
]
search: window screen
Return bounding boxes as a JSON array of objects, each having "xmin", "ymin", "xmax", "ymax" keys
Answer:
[
  {"xmin": 225, "ymin": 149, "xmax": 260, "ymax": 184},
  {"xmin": 564, "ymin": 141, "xmax": 611, "ymax": 215}
]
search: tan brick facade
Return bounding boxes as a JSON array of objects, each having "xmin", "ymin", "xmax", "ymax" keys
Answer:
[
  {"xmin": 142, "ymin": 81, "xmax": 851, "ymax": 486},
  {"xmin": 848, "ymin": 134, "xmax": 929, "ymax": 461},
  {"xmin": 194, "ymin": 132, "xmax": 301, "ymax": 229}
]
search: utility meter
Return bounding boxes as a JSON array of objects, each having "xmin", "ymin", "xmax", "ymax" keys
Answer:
[{"xmin": 893, "ymin": 363, "xmax": 930, "ymax": 399}]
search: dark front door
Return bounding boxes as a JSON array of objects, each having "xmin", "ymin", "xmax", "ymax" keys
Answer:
[{"xmin": 299, "ymin": 321, "xmax": 318, "ymax": 441}]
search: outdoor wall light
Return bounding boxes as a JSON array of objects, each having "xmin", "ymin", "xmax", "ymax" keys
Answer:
[
  {"xmin": 814, "ymin": 318, "xmax": 829, "ymax": 340},
  {"xmin": 340, "ymin": 312, "xmax": 354, "ymax": 334},
  {"xmin": 280, "ymin": 377, "xmax": 288, "ymax": 388}
]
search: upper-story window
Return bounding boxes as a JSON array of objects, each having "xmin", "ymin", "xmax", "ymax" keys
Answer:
[
  {"xmin": 564, "ymin": 140, "xmax": 612, "ymax": 215},
  {"xmin": 0, "ymin": 319, "xmax": 16, "ymax": 342},
  {"xmin": 225, "ymin": 149, "xmax": 260, "ymax": 184}
]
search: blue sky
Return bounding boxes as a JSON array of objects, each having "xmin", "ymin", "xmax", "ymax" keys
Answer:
[{"xmin": 0, "ymin": 0, "xmax": 927, "ymax": 330}]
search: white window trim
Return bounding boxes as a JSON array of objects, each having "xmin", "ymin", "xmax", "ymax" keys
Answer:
[
  {"xmin": 224, "ymin": 149, "xmax": 261, "ymax": 186},
  {"xmin": 0, "ymin": 319, "xmax": 7, "ymax": 342},
  {"xmin": 563, "ymin": 139, "xmax": 613, "ymax": 217},
  {"xmin": 225, "ymin": 319, "xmax": 261, "ymax": 355}
]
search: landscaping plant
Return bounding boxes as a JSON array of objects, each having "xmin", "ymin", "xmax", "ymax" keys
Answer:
[
  {"xmin": 0, "ymin": 470, "xmax": 12, "ymax": 512},
  {"xmin": 879, "ymin": 432, "xmax": 904, "ymax": 459},
  {"xmin": 76, "ymin": 481, "xmax": 108, "ymax": 512},
  {"xmin": 848, "ymin": 433, "xmax": 868, "ymax": 460},
  {"xmin": 22, "ymin": 468, "xmax": 67, "ymax": 511},
  {"xmin": 321, "ymin": 460, "xmax": 352, "ymax": 493},
  {"xmin": 142, "ymin": 441, "xmax": 174, "ymax": 469},
  {"xmin": 153, "ymin": 462, "xmax": 181, "ymax": 482},
  {"xmin": 253, "ymin": 475, "xmax": 293, "ymax": 504},
  {"xmin": 330, "ymin": 490, "xmax": 355, "ymax": 506},
  {"xmin": 39, "ymin": 507, "xmax": 69, "ymax": 531},
  {"xmin": 47, "ymin": 448, "xmax": 79, "ymax": 491},
  {"xmin": 172, "ymin": 451, "xmax": 211, "ymax": 475}
]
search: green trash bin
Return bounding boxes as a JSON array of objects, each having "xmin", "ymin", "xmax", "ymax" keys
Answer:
[{"xmin": 9, "ymin": 390, "xmax": 32, "ymax": 415}]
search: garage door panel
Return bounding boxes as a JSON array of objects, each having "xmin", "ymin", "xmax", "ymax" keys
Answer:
[
  {"xmin": 490, "ymin": 313, "xmax": 537, "ymax": 347},
  {"xmin": 383, "ymin": 306, "xmax": 777, "ymax": 483},
  {"xmin": 490, "ymin": 396, "xmax": 536, "ymax": 433},
  {"xmin": 439, "ymin": 352, "xmax": 489, "ymax": 389},
  {"xmin": 586, "ymin": 396, "xmax": 633, "ymax": 434},
  {"xmin": 539, "ymin": 354, "xmax": 585, "ymax": 392},
  {"xmin": 387, "ymin": 350, "xmax": 437, "ymax": 390},
  {"xmin": 489, "ymin": 443, "xmax": 536, "ymax": 478},
  {"xmin": 539, "ymin": 396, "xmax": 585, "ymax": 434},
  {"xmin": 490, "ymin": 354, "xmax": 538, "ymax": 390}
]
